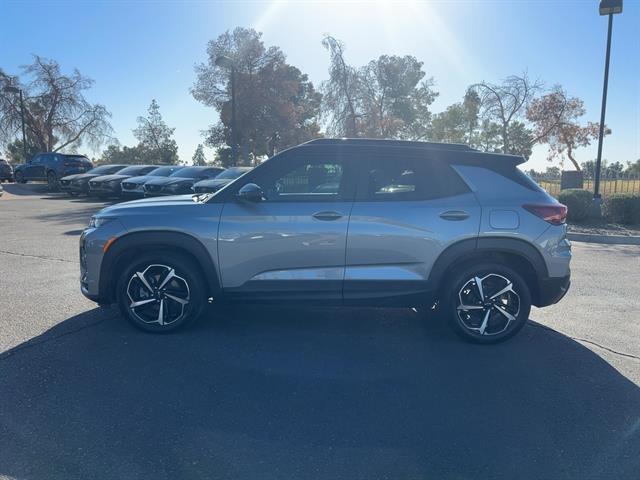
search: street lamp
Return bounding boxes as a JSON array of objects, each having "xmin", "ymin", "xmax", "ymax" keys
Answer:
[
  {"xmin": 2, "ymin": 85, "xmax": 28, "ymax": 163},
  {"xmin": 593, "ymin": 0, "xmax": 623, "ymax": 214},
  {"xmin": 215, "ymin": 54, "xmax": 238, "ymax": 164}
]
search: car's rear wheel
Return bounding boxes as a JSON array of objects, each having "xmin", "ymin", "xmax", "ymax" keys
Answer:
[
  {"xmin": 47, "ymin": 171, "xmax": 59, "ymax": 192},
  {"xmin": 116, "ymin": 252, "xmax": 206, "ymax": 333},
  {"xmin": 15, "ymin": 171, "xmax": 25, "ymax": 183},
  {"xmin": 445, "ymin": 263, "xmax": 531, "ymax": 344}
]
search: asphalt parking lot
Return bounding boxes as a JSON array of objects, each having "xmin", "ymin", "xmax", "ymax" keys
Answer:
[{"xmin": 1, "ymin": 183, "xmax": 639, "ymax": 479}]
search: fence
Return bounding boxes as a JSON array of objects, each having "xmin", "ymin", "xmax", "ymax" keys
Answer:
[{"xmin": 530, "ymin": 171, "xmax": 640, "ymax": 198}]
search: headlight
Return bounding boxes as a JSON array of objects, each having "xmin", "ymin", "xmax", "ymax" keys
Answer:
[
  {"xmin": 88, "ymin": 216, "xmax": 114, "ymax": 229},
  {"xmin": 166, "ymin": 182, "xmax": 188, "ymax": 190}
]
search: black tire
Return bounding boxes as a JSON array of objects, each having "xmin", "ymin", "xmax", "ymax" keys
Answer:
[
  {"xmin": 444, "ymin": 263, "xmax": 531, "ymax": 344},
  {"xmin": 115, "ymin": 251, "xmax": 206, "ymax": 333},
  {"xmin": 15, "ymin": 171, "xmax": 25, "ymax": 184},
  {"xmin": 47, "ymin": 171, "xmax": 59, "ymax": 192}
]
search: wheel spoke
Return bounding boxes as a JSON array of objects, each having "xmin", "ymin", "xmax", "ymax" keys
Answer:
[
  {"xmin": 157, "ymin": 299, "xmax": 165, "ymax": 325},
  {"xmin": 130, "ymin": 298, "xmax": 156, "ymax": 308},
  {"xmin": 158, "ymin": 268, "xmax": 176, "ymax": 290},
  {"xmin": 490, "ymin": 282, "xmax": 514, "ymax": 300},
  {"xmin": 136, "ymin": 272, "xmax": 154, "ymax": 293},
  {"xmin": 493, "ymin": 305, "xmax": 516, "ymax": 322},
  {"xmin": 479, "ymin": 309, "xmax": 491, "ymax": 335},
  {"xmin": 474, "ymin": 276, "xmax": 485, "ymax": 301},
  {"xmin": 165, "ymin": 293, "xmax": 189, "ymax": 305},
  {"xmin": 457, "ymin": 304, "xmax": 484, "ymax": 311}
]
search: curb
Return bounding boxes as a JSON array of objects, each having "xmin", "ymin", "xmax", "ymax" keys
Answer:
[{"xmin": 567, "ymin": 232, "xmax": 640, "ymax": 245}]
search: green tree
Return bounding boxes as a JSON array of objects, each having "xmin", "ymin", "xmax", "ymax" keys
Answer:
[
  {"xmin": 430, "ymin": 103, "xmax": 467, "ymax": 144},
  {"xmin": 133, "ymin": 99, "xmax": 178, "ymax": 164},
  {"xmin": 625, "ymin": 159, "xmax": 640, "ymax": 176},
  {"xmin": 192, "ymin": 27, "xmax": 321, "ymax": 164},
  {"xmin": 358, "ymin": 54, "xmax": 438, "ymax": 139},
  {"xmin": 98, "ymin": 144, "xmax": 146, "ymax": 165},
  {"xmin": 4, "ymin": 137, "xmax": 40, "ymax": 164},
  {"xmin": 192, "ymin": 144, "xmax": 207, "ymax": 166},
  {"xmin": 0, "ymin": 56, "xmax": 114, "ymax": 156}
]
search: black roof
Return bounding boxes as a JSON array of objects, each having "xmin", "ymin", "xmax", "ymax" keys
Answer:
[{"xmin": 291, "ymin": 138, "xmax": 525, "ymax": 166}]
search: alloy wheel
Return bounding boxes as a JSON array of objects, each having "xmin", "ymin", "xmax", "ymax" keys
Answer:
[
  {"xmin": 456, "ymin": 273, "xmax": 520, "ymax": 336},
  {"xmin": 126, "ymin": 264, "xmax": 190, "ymax": 326}
]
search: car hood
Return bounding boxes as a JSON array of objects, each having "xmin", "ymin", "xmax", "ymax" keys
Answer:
[
  {"xmin": 68, "ymin": 173, "xmax": 104, "ymax": 182},
  {"xmin": 144, "ymin": 176, "xmax": 195, "ymax": 187},
  {"xmin": 60, "ymin": 173, "xmax": 87, "ymax": 181},
  {"xmin": 90, "ymin": 174, "xmax": 130, "ymax": 183},
  {"xmin": 98, "ymin": 194, "xmax": 198, "ymax": 215},
  {"xmin": 122, "ymin": 175, "xmax": 156, "ymax": 185}
]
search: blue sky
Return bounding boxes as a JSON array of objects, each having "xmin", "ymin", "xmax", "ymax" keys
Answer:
[{"xmin": 1, "ymin": 0, "xmax": 638, "ymax": 170}]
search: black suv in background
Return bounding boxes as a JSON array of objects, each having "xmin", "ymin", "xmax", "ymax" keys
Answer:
[
  {"xmin": 14, "ymin": 153, "xmax": 93, "ymax": 191},
  {"xmin": 0, "ymin": 159, "xmax": 13, "ymax": 182}
]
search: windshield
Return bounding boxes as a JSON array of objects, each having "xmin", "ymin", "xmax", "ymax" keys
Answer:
[
  {"xmin": 149, "ymin": 166, "xmax": 183, "ymax": 177},
  {"xmin": 214, "ymin": 168, "xmax": 250, "ymax": 180},
  {"xmin": 88, "ymin": 165, "xmax": 125, "ymax": 175},
  {"xmin": 169, "ymin": 167, "xmax": 204, "ymax": 179},
  {"xmin": 117, "ymin": 165, "xmax": 152, "ymax": 176}
]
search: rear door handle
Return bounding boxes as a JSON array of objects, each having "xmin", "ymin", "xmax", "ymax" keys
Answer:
[
  {"xmin": 439, "ymin": 210, "xmax": 470, "ymax": 221},
  {"xmin": 312, "ymin": 211, "xmax": 343, "ymax": 221}
]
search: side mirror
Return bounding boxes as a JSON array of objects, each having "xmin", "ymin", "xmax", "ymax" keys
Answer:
[{"xmin": 236, "ymin": 183, "xmax": 264, "ymax": 202}]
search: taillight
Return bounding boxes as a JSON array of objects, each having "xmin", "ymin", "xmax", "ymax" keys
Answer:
[{"xmin": 522, "ymin": 203, "xmax": 567, "ymax": 225}]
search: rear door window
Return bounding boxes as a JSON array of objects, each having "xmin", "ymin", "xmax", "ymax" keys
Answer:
[{"xmin": 358, "ymin": 157, "xmax": 469, "ymax": 201}]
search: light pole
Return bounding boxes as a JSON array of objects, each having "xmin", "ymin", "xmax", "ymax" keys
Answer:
[
  {"xmin": 593, "ymin": 0, "xmax": 623, "ymax": 213},
  {"xmin": 3, "ymin": 85, "xmax": 28, "ymax": 163},
  {"xmin": 215, "ymin": 55, "xmax": 238, "ymax": 164}
]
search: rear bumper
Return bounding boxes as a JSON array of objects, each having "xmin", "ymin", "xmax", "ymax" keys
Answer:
[{"xmin": 536, "ymin": 274, "xmax": 571, "ymax": 307}]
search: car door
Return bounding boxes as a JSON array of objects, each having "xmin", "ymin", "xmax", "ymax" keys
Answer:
[
  {"xmin": 25, "ymin": 155, "xmax": 44, "ymax": 180},
  {"xmin": 343, "ymin": 154, "xmax": 481, "ymax": 305},
  {"xmin": 218, "ymin": 152, "xmax": 355, "ymax": 302}
]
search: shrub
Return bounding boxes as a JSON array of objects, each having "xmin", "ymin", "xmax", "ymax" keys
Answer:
[
  {"xmin": 558, "ymin": 189, "xmax": 592, "ymax": 222},
  {"xmin": 603, "ymin": 193, "xmax": 640, "ymax": 225}
]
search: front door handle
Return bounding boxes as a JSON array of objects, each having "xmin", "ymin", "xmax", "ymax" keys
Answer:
[
  {"xmin": 439, "ymin": 210, "xmax": 470, "ymax": 221},
  {"xmin": 312, "ymin": 211, "xmax": 343, "ymax": 221}
]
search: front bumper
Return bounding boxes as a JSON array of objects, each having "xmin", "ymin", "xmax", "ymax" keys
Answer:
[
  {"xmin": 89, "ymin": 184, "xmax": 121, "ymax": 196},
  {"xmin": 536, "ymin": 274, "xmax": 571, "ymax": 307}
]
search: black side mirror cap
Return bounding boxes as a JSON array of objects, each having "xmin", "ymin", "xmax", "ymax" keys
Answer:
[{"xmin": 236, "ymin": 183, "xmax": 264, "ymax": 202}]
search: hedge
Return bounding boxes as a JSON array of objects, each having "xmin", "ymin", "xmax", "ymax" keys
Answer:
[
  {"xmin": 603, "ymin": 193, "xmax": 640, "ymax": 225},
  {"xmin": 558, "ymin": 189, "xmax": 592, "ymax": 222}
]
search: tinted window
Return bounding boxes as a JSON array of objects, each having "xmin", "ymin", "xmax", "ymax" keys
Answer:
[
  {"xmin": 256, "ymin": 160, "xmax": 344, "ymax": 202},
  {"xmin": 361, "ymin": 158, "xmax": 469, "ymax": 201},
  {"xmin": 201, "ymin": 168, "xmax": 225, "ymax": 178},
  {"xmin": 149, "ymin": 166, "xmax": 183, "ymax": 176},
  {"xmin": 117, "ymin": 165, "xmax": 155, "ymax": 176},
  {"xmin": 215, "ymin": 167, "xmax": 250, "ymax": 180},
  {"xmin": 170, "ymin": 167, "xmax": 204, "ymax": 178}
]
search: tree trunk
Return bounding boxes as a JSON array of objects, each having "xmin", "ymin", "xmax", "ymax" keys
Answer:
[{"xmin": 567, "ymin": 145, "xmax": 581, "ymax": 171}]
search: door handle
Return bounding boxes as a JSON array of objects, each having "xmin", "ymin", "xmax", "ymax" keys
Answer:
[
  {"xmin": 439, "ymin": 210, "xmax": 470, "ymax": 221},
  {"xmin": 312, "ymin": 211, "xmax": 343, "ymax": 221}
]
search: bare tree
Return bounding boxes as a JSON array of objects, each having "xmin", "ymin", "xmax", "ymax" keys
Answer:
[
  {"xmin": 469, "ymin": 73, "xmax": 542, "ymax": 154},
  {"xmin": 0, "ymin": 56, "xmax": 114, "ymax": 155},
  {"xmin": 320, "ymin": 35, "xmax": 361, "ymax": 137}
]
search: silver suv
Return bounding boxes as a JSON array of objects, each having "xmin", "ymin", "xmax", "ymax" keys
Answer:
[{"xmin": 80, "ymin": 139, "xmax": 571, "ymax": 343}]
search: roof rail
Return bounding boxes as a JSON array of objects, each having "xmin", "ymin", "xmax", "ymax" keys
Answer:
[{"xmin": 303, "ymin": 138, "xmax": 474, "ymax": 152}]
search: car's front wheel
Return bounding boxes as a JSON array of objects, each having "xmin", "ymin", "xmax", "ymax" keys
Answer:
[
  {"xmin": 15, "ymin": 171, "xmax": 25, "ymax": 183},
  {"xmin": 445, "ymin": 263, "xmax": 531, "ymax": 344},
  {"xmin": 116, "ymin": 252, "xmax": 206, "ymax": 333}
]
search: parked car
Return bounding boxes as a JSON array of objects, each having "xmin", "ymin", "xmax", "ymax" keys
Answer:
[
  {"xmin": 192, "ymin": 166, "xmax": 252, "ymax": 194},
  {"xmin": 60, "ymin": 165, "xmax": 129, "ymax": 196},
  {"xmin": 80, "ymin": 138, "xmax": 571, "ymax": 343},
  {"xmin": 14, "ymin": 153, "xmax": 93, "ymax": 191},
  {"xmin": 142, "ymin": 166, "xmax": 224, "ymax": 197},
  {"xmin": 88, "ymin": 165, "xmax": 160, "ymax": 197},
  {"xmin": 0, "ymin": 159, "xmax": 14, "ymax": 182},
  {"xmin": 121, "ymin": 165, "xmax": 185, "ymax": 198},
  {"xmin": 0, "ymin": 183, "xmax": 3, "ymax": 196}
]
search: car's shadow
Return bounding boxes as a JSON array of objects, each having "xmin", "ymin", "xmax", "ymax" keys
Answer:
[{"xmin": 1, "ymin": 307, "xmax": 639, "ymax": 480}]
